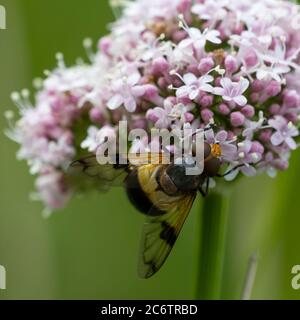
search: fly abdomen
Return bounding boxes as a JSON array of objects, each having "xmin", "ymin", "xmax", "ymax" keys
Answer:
[{"xmin": 125, "ymin": 167, "xmax": 165, "ymax": 216}]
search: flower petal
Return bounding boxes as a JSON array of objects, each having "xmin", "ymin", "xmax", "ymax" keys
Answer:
[
  {"xmin": 200, "ymin": 84, "xmax": 214, "ymax": 93},
  {"xmin": 124, "ymin": 97, "xmax": 137, "ymax": 112},
  {"xmin": 215, "ymin": 130, "xmax": 228, "ymax": 142},
  {"xmin": 132, "ymin": 85, "xmax": 146, "ymax": 97},
  {"xmin": 189, "ymin": 89, "xmax": 199, "ymax": 100},
  {"xmin": 270, "ymin": 131, "xmax": 284, "ymax": 146},
  {"xmin": 241, "ymin": 165, "xmax": 256, "ymax": 176},
  {"xmin": 176, "ymin": 85, "xmax": 188, "ymax": 97},
  {"xmin": 107, "ymin": 94, "xmax": 123, "ymax": 110},
  {"xmin": 127, "ymin": 73, "xmax": 140, "ymax": 86},
  {"xmin": 239, "ymin": 78, "xmax": 250, "ymax": 92},
  {"xmin": 220, "ymin": 77, "xmax": 232, "ymax": 89},
  {"xmin": 213, "ymin": 87, "xmax": 225, "ymax": 96},
  {"xmin": 205, "ymin": 129, "xmax": 215, "ymax": 143},
  {"xmin": 233, "ymin": 95, "xmax": 247, "ymax": 106},
  {"xmin": 224, "ymin": 166, "xmax": 240, "ymax": 181},
  {"xmin": 285, "ymin": 136, "xmax": 297, "ymax": 150},
  {"xmin": 221, "ymin": 143, "xmax": 237, "ymax": 161},
  {"xmin": 183, "ymin": 73, "xmax": 197, "ymax": 85}
]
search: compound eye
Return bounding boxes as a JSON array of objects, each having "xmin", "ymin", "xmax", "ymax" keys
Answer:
[
  {"xmin": 192, "ymin": 142, "xmax": 211, "ymax": 159},
  {"xmin": 205, "ymin": 158, "xmax": 221, "ymax": 177},
  {"xmin": 204, "ymin": 143, "xmax": 212, "ymax": 159}
]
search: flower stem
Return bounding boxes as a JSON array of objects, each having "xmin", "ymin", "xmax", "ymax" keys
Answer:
[{"xmin": 196, "ymin": 192, "xmax": 229, "ymax": 300}]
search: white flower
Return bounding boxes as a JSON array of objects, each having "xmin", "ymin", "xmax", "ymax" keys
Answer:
[
  {"xmin": 176, "ymin": 73, "xmax": 214, "ymax": 100},
  {"xmin": 107, "ymin": 71, "xmax": 145, "ymax": 112},
  {"xmin": 243, "ymin": 111, "xmax": 266, "ymax": 140},
  {"xmin": 214, "ymin": 77, "xmax": 249, "ymax": 106}
]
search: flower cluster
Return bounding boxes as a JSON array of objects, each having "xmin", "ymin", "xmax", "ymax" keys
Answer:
[{"xmin": 7, "ymin": 0, "xmax": 300, "ymax": 210}]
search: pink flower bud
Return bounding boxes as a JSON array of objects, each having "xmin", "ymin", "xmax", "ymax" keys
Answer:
[
  {"xmin": 166, "ymin": 96, "xmax": 177, "ymax": 105},
  {"xmin": 259, "ymin": 129, "xmax": 272, "ymax": 143},
  {"xmin": 146, "ymin": 109, "xmax": 159, "ymax": 122},
  {"xmin": 198, "ymin": 57, "xmax": 214, "ymax": 74},
  {"xmin": 225, "ymin": 55, "xmax": 238, "ymax": 73},
  {"xmin": 215, "ymin": 76, "xmax": 222, "ymax": 86},
  {"xmin": 269, "ymin": 103, "xmax": 280, "ymax": 115},
  {"xmin": 89, "ymin": 108, "xmax": 105, "ymax": 124},
  {"xmin": 157, "ymin": 77, "xmax": 168, "ymax": 89},
  {"xmin": 152, "ymin": 57, "xmax": 169, "ymax": 76},
  {"xmin": 233, "ymin": 23, "xmax": 244, "ymax": 35},
  {"xmin": 98, "ymin": 37, "xmax": 111, "ymax": 55},
  {"xmin": 265, "ymin": 80, "xmax": 281, "ymax": 97},
  {"xmin": 184, "ymin": 112, "xmax": 194, "ymax": 122},
  {"xmin": 131, "ymin": 117, "xmax": 147, "ymax": 130},
  {"xmin": 172, "ymin": 30, "xmax": 187, "ymax": 42},
  {"xmin": 284, "ymin": 90, "xmax": 299, "ymax": 108},
  {"xmin": 178, "ymin": 95, "xmax": 192, "ymax": 105},
  {"xmin": 250, "ymin": 141, "xmax": 264, "ymax": 154},
  {"xmin": 285, "ymin": 112, "xmax": 298, "ymax": 123},
  {"xmin": 218, "ymin": 103, "xmax": 230, "ymax": 115},
  {"xmin": 250, "ymin": 93, "xmax": 259, "ymax": 103},
  {"xmin": 244, "ymin": 50, "xmax": 258, "ymax": 67},
  {"xmin": 177, "ymin": 0, "xmax": 192, "ymax": 13},
  {"xmin": 199, "ymin": 94, "xmax": 213, "ymax": 108},
  {"xmin": 230, "ymin": 111, "xmax": 245, "ymax": 126},
  {"xmin": 251, "ymin": 80, "xmax": 264, "ymax": 92},
  {"xmin": 143, "ymin": 84, "xmax": 163, "ymax": 105},
  {"xmin": 227, "ymin": 131, "xmax": 235, "ymax": 140},
  {"xmin": 201, "ymin": 108, "xmax": 214, "ymax": 123},
  {"xmin": 187, "ymin": 64, "xmax": 199, "ymax": 74},
  {"xmin": 241, "ymin": 104, "xmax": 255, "ymax": 118}
]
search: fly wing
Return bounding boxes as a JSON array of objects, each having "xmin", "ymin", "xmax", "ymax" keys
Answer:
[
  {"xmin": 138, "ymin": 192, "xmax": 197, "ymax": 278},
  {"xmin": 68, "ymin": 152, "xmax": 170, "ymax": 192},
  {"xmin": 68, "ymin": 154, "xmax": 129, "ymax": 191}
]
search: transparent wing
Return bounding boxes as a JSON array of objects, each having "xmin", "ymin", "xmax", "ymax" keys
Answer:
[
  {"xmin": 68, "ymin": 152, "xmax": 170, "ymax": 191},
  {"xmin": 68, "ymin": 154, "xmax": 128, "ymax": 191},
  {"xmin": 138, "ymin": 193, "xmax": 197, "ymax": 278}
]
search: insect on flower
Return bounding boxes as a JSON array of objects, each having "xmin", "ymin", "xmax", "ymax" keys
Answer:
[{"xmin": 69, "ymin": 127, "xmax": 242, "ymax": 278}]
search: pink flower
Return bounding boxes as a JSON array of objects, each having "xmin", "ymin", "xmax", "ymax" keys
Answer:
[
  {"xmin": 180, "ymin": 28, "xmax": 221, "ymax": 50},
  {"xmin": 146, "ymin": 104, "xmax": 172, "ymax": 129},
  {"xmin": 107, "ymin": 72, "xmax": 145, "ymax": 112},
  {"xmin": 176, "ymin": 73, "xmax": 214, "ymax": 100},
  {"xmin": 214, "ymin": 77, "xmax": 249, "ymax": 106},
  {"xmin": 178, "ymin": 17, "xmax": 222, "ymax": 51},
  {"xmin": 146, "ymin": 101, "xmax": 194, "ymax": 128},
  {"xmin": 205, "ymin": 129, "xmax": 238, "ymax": 162},
  {"xmin": 269, "ymin": 116, "xmax": 299, "ymax": 150},
  {"xmin": 243, "ymin": 111, "xmax": 266, "ymax": 140},
  {"xmin": 36, "ymin": 169, "xmax": 71, "ymax": 209},
  {"xmin": 81, "ymin": 125, "xmax": 116, "ymax": 152},
  {"xmin": 225, "ymin": 140, "xmax": 262, "ymax": 180},
  {"xmin": 191, "ymin": 1, "xmax": 227, "ymax": 22}
]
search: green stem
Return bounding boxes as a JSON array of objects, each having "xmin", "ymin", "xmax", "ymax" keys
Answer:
[{"xmin": 196, "ymin": 192, "xmax": 230, "ymax": 300}]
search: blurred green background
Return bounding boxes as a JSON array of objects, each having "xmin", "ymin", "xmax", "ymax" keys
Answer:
[{"xmin": 1, "ymin": 0, "xmax": 300, "ymax": 300}]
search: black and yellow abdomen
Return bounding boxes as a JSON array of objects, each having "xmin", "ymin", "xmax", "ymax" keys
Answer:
[
  {"xmin": 125, "ymin": 167, "xmax": 155, "ymax": 214},
  {"xmin": 125, "ymin": 165, "xmax": 182, "ymax": 216}
]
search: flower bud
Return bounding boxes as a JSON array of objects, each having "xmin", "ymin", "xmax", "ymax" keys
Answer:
[{"xmin": 230, "ymin": 111, "xmax": 245, "ymax": 126}]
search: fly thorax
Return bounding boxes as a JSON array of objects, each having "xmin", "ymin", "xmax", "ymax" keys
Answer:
[
  {"xmin": 159, "ymin": 168, "xmax": 179, "ymax": 196},
  {"xmin": 165, "ymin": 164, "xmax": 201, "ymax": 192}
]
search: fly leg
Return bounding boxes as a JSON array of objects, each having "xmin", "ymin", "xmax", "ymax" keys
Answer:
[
  {"xmin": 199, "ymin": 177, "xmax": 210, "ymax": 197},
  {"xmin": 216, "ymin": 164, "xmax": 245, "ymax": 178}
]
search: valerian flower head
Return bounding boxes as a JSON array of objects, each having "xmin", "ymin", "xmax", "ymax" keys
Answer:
[{"xmin": 7, "ymin": 0, "xmax": 300, "ymax": 210}]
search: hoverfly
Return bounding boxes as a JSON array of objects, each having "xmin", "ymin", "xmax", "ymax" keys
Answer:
[{"xmin": 69, "ymin": 135, "xmax": 239, "ymax": 278}]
